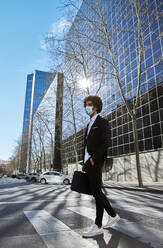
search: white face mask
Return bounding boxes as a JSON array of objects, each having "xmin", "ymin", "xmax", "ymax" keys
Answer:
[{"xmin": 85, "ymin": 106, "xmax": 94, "ymax": 116}]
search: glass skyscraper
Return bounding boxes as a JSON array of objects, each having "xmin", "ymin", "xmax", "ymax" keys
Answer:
[
  {"xmin": 22, "ymin": 73, "xmax": 33, "ymax": 135},
  {"xmin": 30, "ymin": 73, "xmax": 64, "ymax": 173},
  {"xmin": 21, "ymin": 70, "xmax": 54, "ymax": 172}
]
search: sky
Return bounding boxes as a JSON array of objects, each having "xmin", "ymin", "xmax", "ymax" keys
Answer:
[{"xmin": 0, "ymin": 0, "xmax": 66, "ymax": 160}]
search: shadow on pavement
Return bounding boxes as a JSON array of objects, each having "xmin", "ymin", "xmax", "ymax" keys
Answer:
[{"xmin": 84, "ymin": 228, "xmax": 154, "ymax": 248}]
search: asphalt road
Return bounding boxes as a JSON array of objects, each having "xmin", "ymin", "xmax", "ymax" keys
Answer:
[{"xmin": 0, "ymin": 181, "xmax": 163, "ymax": 248}]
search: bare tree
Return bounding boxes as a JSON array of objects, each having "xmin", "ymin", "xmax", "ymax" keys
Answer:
[
  {"xmin": 31, "ymin": 133, "xmax": 42, "ymax": 172},
  {"xmin": 35, "ymin": 111, "xmax": 54, "ymax": 167},
  {"xmin": 8, "ymin": 137, "xmax": 22, "ymax": 173},
  {"xmin": 32, "ymin": 111, "xmax": 50, "ymax": 172}
]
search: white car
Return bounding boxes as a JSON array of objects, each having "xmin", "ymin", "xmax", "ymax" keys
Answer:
[{"xmin": 39, "ymin": 171, "xmax": 72, "ymax": 185}]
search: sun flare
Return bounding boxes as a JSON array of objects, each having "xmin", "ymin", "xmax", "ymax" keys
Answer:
[{"xmin": 78, "ymin": 78, "xmax": 90, "ymax": 89}]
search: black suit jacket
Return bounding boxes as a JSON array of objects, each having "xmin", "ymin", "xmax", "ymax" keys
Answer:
[{"xmin": 82, "ymin": 114, "xmax": 111, "ymax": 165}]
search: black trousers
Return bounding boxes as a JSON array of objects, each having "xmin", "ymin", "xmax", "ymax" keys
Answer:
[{"xmin": 84, "ymin": 159, "xmax": 116, "ymax": 227}]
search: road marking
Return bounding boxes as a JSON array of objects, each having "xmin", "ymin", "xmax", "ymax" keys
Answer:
[
  {"xmin": 24, "ymin": 210, "xmax": 95, "ymax": 248},
  {"xmin": 112, "ymin": 202, "xmax": 163, "ymax": 219},
  {"xmin": 68, "ymin": 206, "xmax": 108, "ymax": 222},
  {"xmin": 102, "ymin": 191, "xmax": 163, "ymax": 219},
  {"xmin": 67, "ymin": 206, "xmax": 163, "ymax": 248},
  {"xmin": 0, "ymin": 189, "xmax": 162, "ymax": 218},
  {"xmin": 0, "ymin": 196, "xmax": 162, "ymax": 218},
  {"xmin": 109, "ymin": 193, "xmax": 163, "ymax": 208},
  {"xmin": 0, "ymin": 195, "xmax": 91, "ymax": 204},
  {"xmin": 108, "ymin": 187, "xmax": 163, "ymax": 201},
  {"xmin": 0, "ymin": 200, "xmax": 55, "ymax": 204},
  {"xmin": 24, "ymin": 210, "xmax": 70, "ymax": 235},
  {"xmin": 0, "ymin": 192, "xmax": 91, "ymax": 204}
]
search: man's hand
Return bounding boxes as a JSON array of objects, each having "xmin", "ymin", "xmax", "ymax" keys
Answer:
[{"xmin": 90, "ymin": 157, "xmax": 95, "ymax": 166}]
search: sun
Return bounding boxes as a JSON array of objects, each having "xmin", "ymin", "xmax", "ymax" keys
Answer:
[{"xmin": 78, "ymin": 78, "xmax": 90, "ymax": 89}]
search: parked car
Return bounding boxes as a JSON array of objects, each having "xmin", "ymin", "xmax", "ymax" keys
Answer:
[
  {"xmin": 25, "ymin": 173, "xmax": 31, "ymax": 180},
  {"xmin": 25, "ymin": 173, "xmax": 40, "ymax": 182},
  {"xmin": 10, "ymin": 174, "xmax": 16, "ymax": 178},
  {"xmin": 39, "ymin": 171, "xmax": 72, "ymax": 185},
  {"xmin": 0, "ymin": 173, "xmax": 4, "ymax": 178},
  {"xmin": 16, "ymin": 174, "xmax": 26, "ymax": 179}
]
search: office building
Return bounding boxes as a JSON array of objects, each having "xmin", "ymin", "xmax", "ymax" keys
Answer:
[
  {"xmin": 30, "ymin": 73, "xmax": 64, "ymax": 173},
  {"xmin": 20, "ymin": 70, "xmax": 54, "ymax": 172},
  {"xmin": 62, "ymin": 0, "xmax": 163, "ymax": 181}
]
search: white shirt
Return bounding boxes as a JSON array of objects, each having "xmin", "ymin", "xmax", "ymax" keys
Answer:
[{"xmin": 84, "ymin": 113, "xmax": 99, "ymax": 163}]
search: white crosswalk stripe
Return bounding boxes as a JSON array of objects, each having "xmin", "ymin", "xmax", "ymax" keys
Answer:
[
  {"xmin": 67, "ymin": 206, "xmax": 163, "ymax": 248},
  {"xmin": 68, "ymin": 206, "xmax": 108, "ymax": 222},
  {"xmin": 112, "ymin": 202, "xmax": 163, "ymax": 219},
  {"xmin": 24, "ymin": 210, "xmax": 95, "ymax": 248},
  {"xmin": 103, "ymin": 187, "xmax": 163, "ymax": 211},
  {"xmin": 106, "ymin": 186, "xmax": 163, "ymax": 201},
  {"xmin": 24, "ymin": 210, "xmax": 70, "ymax": 235}
]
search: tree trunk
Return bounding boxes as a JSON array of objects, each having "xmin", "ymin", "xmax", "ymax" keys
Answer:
[
  {"xmin": 154, "ymin": 150, "xmax": 160, "ymax": 182},
  {"xmin": 132, "ymin": 115, "xmax": 143, "ymax": 187}
]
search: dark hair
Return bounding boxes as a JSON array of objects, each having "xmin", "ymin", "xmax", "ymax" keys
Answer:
[{"xmin": 83, "ymin": 94, "xmax": 103, "ymax": 113}]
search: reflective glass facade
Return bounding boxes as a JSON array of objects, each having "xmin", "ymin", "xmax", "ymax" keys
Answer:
[
  {"xmin": 22, "ymin": 70, "xmax": 54, "ymax": 136},
  {"xmin": 108, "ymin": 83, "xmax": 163, "ymax": 157},
  {"xmin": 21, "ymin": 70, "xmax": 54, "ymax": 171},
  {"xmin": 22, "ymin": 73, "xmax": 33, "ymax": 134},
  {"xmin": 62, "ymin": 0, "xmax": 163, "ymax": 163},
  {"xmin": 32, "ymin": 70, "xmax": 54, "ymax": 115}
]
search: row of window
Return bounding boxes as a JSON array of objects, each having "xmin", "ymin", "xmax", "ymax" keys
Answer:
[
  {"xmin": 112, "ymin": 122, "xmax": 163, "ymax": 143},
  {"xmin": 110, "ymin": 111, "xmax": 162, "ymax": 130},
  {"xmin": 110, "ymin": 135, "xmax": 162, "ymax": 156},
  {"xmin": 108, "ymin": 95, "xmax": 162, "ymax": 121}
]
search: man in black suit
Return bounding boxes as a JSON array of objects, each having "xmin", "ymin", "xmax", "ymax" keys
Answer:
[{"xmin": 82, "ymin": 95, "xmax": 120, "ymax": 238}]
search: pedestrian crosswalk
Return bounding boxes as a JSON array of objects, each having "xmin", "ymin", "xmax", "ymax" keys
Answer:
[
  {"xmin": 22, "ymin": 205, "xmax": 163, "ymax": 248},
  {"xmin": 0, "ymin": 184, "xmax": 163, "ymax": 248}
]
